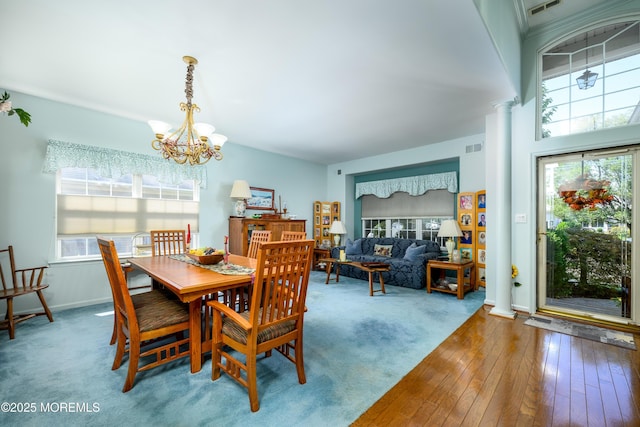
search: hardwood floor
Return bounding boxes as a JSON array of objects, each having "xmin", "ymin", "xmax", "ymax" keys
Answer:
[{"xmin": 352, "ymin": 305, "xmax": 640, "ymax": 427}]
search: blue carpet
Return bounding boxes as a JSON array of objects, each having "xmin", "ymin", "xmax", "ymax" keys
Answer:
[{"xmin": 0, "ymin": 271, "xmax": 484, "ymax": 426}]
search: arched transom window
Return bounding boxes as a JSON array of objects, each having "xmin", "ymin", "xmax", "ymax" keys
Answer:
[{"xmin": 540, "ymin": 20, "xmax": 640, "ymax": 138}]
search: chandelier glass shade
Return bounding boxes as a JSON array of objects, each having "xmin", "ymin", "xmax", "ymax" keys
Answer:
[{"xmin": 149, "ymin": 56, "xmax": 227, "ymax": 165}]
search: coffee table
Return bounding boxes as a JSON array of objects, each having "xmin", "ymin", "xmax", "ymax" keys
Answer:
[{"xmin": 319, "ymin": 258, "xmax": 390, "ymax": 296}]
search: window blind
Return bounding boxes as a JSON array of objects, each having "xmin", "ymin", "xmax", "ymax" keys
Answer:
[
  {"xmin": 57, "ymin": 195, "xmax": 198, "ymax": 235},
  {"xmin": 361, "ymin": 189, "xmax": 454, "ymax": 218}
]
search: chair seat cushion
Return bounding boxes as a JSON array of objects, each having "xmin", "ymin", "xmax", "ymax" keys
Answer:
[
  {"xmin": 222, "ymin": 308, "xmax": 296, "ymax": 345},
  {"xmin": 135, "ymin": 297, "xmax": 189, "ymax": 333},
  {"xmin": 131, "ymin": 289, "xmax": 176, "ymax": 309}
]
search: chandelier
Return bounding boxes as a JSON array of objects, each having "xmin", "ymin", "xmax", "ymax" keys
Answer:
[{"xmin": 148, "ymin": 56, "xmax": 227, "ymax": 165}]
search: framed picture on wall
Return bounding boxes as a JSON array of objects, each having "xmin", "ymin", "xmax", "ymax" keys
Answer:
[{"xmin": 246, "ymin": 187, "xmax": 275, "ymax": 210}]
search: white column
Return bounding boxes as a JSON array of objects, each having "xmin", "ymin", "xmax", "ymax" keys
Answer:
[{"xmin": 489, "ymin": 100, "xmax": 516, "ymax": 319}]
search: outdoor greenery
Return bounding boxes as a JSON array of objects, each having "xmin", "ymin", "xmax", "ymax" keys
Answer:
[{"xmin": 546, "ymin": 156, "xmax": 631, "ymax": 300}]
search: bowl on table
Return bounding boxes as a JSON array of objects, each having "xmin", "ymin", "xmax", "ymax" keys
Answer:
[{"xmin": 186, "ymin": 253, "xmax": 224, "ymax": 265}]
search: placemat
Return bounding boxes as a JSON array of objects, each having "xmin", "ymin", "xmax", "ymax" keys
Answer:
[{"xmin": 170, "ymin": 254, "xmax": 255, "ymax": 276}]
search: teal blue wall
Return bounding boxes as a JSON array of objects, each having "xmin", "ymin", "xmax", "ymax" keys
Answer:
[{"xmin": 351, "ymin": 159, "xmax": 460, "ymax": 237}]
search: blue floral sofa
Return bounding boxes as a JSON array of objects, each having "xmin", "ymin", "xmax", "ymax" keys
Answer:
[{"xmin": 330, "ymin": 237, "xmax": 441, "ymax": 289}]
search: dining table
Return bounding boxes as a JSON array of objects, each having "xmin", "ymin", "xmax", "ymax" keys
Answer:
[{"xmin": 128, "ymin": 254, "xmax": 256, "ymax": 373}]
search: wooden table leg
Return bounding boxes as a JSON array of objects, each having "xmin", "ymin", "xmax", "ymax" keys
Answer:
[
  {"xmin": 378, "ymin": 271, "xmax": 386, "ymax": 295},
  {"xmin": 324, "ymin": 260, "xmax": 333, "ymax": 284},
  {"xmin": 426, "ymin": 265, "xmax": 433, "ymax": 293},
  {"xmin": 457, "ymin": 267, "xmax": 464, "ymax": 299},
  {"xmin": 367, "ymin": 270, "xmax": 387, "ymax": 296},
  {"xmin": 189, "ymin": 298, "xmax": 203, "ymax": 373}
]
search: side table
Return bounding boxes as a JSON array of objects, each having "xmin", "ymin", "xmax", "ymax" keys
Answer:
[
  {"xmin": 313, "ymin": 248, "xmax": 331, "ymax": 271},
  {"xmin": 426, "ymin": 259, "xmax": 475, "ymax": 299}
]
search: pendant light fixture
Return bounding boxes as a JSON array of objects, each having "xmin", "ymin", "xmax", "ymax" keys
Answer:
[
  {"xmin": 576, "ymin": 31, "xmax": 598, "ymax": 90},
  {"xmin": 149, "ymin": 56, "xmax": 227, "ymax": 165}
]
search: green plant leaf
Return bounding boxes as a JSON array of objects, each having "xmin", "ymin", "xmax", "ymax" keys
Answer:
[{"xmin": 13, "ymin": 108, "xmax": 31, "ymax": 127}]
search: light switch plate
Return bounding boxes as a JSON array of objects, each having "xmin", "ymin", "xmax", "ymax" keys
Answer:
[{"xmin": 515, "ymin": 213, "xmax": 527, "ymax": 223}]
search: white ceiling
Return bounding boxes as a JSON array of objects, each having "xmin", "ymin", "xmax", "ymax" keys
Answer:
[{"xmin": 0, "ymin": 0, "xmax": 606, "ymax": 164}]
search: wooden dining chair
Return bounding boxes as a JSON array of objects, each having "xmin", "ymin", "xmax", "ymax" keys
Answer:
[
  {"xmin": 246, "ymin": 230, "xmax": 272, "ymax": 259},
  {"xmin": 281, "ymin": 231, "xmax": 307, "ymax": 241},
  {"xmin": 208, "ymin": 239, "xmax": 314, "ymax": 412},
  {"xmin": 0, "ymin": 246, "xmax": 54, "ymax": 339},
  {"xmin": 150, "ymin": 229, "xmax": 186, "ymax": 256},
  {"xmin": 97, "ymin": 237, "xmax": 190, "ymax": 392}
]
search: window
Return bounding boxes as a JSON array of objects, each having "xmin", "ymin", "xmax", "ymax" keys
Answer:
[
  {"xmin": 56, "ymin": 167, "xmax": 199, "ymax": 261},
  {"xmin": 362, "ymin": 217, "xmax": 451, "ymax": 248},
  {"xmin": 540, "ymin": 20, "xmax": 640, "ymax": 138}
]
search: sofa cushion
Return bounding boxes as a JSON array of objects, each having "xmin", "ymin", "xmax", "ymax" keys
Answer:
[
  {"xmin": 403, "ymin": 243, "xmax": 427, "ymax": 262},
  {"xmin": 345, "ymin": 238, "xmax": 363, "ymax": 255},
  {"xmin": 373, "ymin": 244, "xmax": 393, "ymax": 257}
]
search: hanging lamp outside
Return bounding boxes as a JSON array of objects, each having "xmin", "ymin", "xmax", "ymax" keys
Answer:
[{"xmin": 576, "ymin": 31, "xmax": 598, "ymax": 90}]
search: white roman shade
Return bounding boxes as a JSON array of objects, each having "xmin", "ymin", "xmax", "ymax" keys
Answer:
[
  {"xmin": 56, "ymin": 195, "xmax": 199, "ymax": 235},
  {"xmin": 361, "ymin": 189, "xmax": 454, "ymax": 217}
]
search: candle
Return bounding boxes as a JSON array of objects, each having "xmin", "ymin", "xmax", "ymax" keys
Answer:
[
  {"xmin": 340, "ymin": 249, "xmax": 346, "ymax": 262},
  {"xmin": 187, "ymin": 224, "xmax": 191, "ymax": 244}
]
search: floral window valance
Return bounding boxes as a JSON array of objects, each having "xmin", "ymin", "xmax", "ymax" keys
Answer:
[
  {"xmin": 355, "ymin": 172, "xmax": 457, "ymax": 199},
  {"xmin": 42, "ymin": 139, "xmax": 207, "ymax": 188}
]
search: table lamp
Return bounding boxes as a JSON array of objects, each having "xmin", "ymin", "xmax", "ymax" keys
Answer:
[
  {"xmin": 230, "ymin": 180, "xmax": 252, "ymax": 217},
  {"xmin": 437, "ymin": 219, "xmax": 462, "ymax": 261},
  {"xmin": 329, "ymin": 220, "xmax": 347, "ymax": 247}
]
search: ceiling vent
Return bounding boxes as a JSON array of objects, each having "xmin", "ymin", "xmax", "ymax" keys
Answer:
[{"xmin": 529, "ymin": 0, "xmax": 561, "ymax": 16}]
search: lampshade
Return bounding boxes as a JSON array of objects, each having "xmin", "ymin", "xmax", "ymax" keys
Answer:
[
  {"xmin": 329, "ymin": 220, "xmax": 347, "ymax": 247},
  {"xmin": 438, "ymin": 219, "xmax": 462, "ymax": 261},
  {"xmin": 329, "ymin": 221, "xmax": 347, "ymax": 235},
  {"xmin": 230, "ymin": 180, "xmax": 251, "ymax": 217},
  {"xmin": 230, "ymin": 180, "xmax": 252, "ymax": 199},
  {"xmin": 437, "ymin": 220, "xmax": 462, "ymax": 238}
]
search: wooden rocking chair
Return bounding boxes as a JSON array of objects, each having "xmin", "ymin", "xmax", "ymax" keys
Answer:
[{"xmin": 0, "ymin": 246, "xmax": 54, "ymax": 339}]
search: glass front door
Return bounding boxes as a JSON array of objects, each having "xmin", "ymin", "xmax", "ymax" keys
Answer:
[{"xmin": 538, "ymin": 148, "xmax": 637, "ymax": 324}]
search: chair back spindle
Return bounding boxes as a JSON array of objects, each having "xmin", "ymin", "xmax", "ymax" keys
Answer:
[
  {"xmin": 150, "ymin": 230, "xmax": 186, "ymax": 256},
  {"xmin": 280, "ymin": 231, "xmax": 307, "ymax": 241},
  {"xmin": 247, "ymin": 230, "xmax": 272, "ymax": 258}
]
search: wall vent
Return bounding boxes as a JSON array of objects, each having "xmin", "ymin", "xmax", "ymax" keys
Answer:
[
  {"xmin": 465, "ymin": 143, "xmax": 483, "ymax": 154},
  {"xmin": 529, "ymin": 0, "xmax": 561, "ymax": 16}
]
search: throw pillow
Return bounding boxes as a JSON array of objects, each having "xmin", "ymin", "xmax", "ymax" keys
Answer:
[
  {"xmin": 373, "ymin": 244, "xmax": 393, "ymax": 257},
  {"xmin": 345, "ymin": 238, "xmax": 362, "ymax": 255},
  {"xmin": 403, "ymin": 243, "xmax": 426, "ymax": 262}
]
